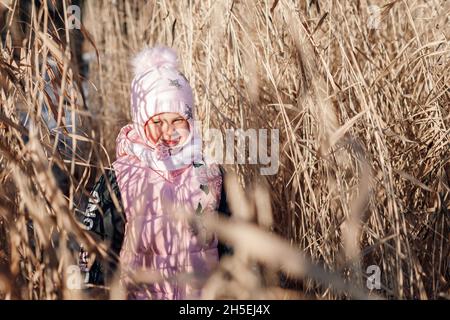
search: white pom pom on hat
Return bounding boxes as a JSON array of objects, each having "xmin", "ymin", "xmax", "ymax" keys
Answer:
[{"xmin": 131, "ymin": 45, "xmax": 179, "ymax": 76}]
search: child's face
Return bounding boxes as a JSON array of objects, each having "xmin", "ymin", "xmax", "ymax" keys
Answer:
[{"xmin": 144, "ymin": 112, "xmax": 190, "ymax": 147}]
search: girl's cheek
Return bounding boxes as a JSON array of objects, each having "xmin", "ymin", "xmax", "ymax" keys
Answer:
[
  {"xmin": 147, "ymin": 125, "xmax": 162, "ymax": 144},
  {"xmin": 180, "ymin": 129, "xmax": 191, "ymax": 144}
]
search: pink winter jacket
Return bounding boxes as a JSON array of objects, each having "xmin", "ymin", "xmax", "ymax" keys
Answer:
[{"xmin": 112, "ymin": 156, "xmax": 223, "ymax": 299}]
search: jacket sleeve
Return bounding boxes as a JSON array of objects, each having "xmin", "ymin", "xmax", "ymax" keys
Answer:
[
  {"xmin": 76, "ymin": 169, "xmax": 126, "ymax": 286},
  {"xmin": 217, "ymin": 166, "xmax": 234, "ymax": 259}
]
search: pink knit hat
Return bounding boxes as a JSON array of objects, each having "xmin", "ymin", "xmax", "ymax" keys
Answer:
[
  {"xmin": 130, "ymin": 46, "xmax": 195, "ymax": 146},
  {"xmin": 115, "ymin": 46, "xmax": 202, "ymax": 171}
]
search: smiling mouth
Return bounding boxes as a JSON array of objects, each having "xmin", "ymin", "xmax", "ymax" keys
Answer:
[{"xmin": 161, "ymin": 137, "xmax": 181, "ymax": 146}]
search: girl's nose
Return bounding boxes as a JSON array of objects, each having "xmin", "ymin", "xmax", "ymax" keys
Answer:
[{"xmin": 162, "ymin": 123, "xmax": 175, "ymax": 138}]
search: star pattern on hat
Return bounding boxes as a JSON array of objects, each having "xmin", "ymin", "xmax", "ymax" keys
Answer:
[
  {"xmin": 184, "ymin": 105, "xmax": 193, "ymax": 120},
  {"xmin": 168, "ymin": 79, "xmax": 182, "ymax": 89}
]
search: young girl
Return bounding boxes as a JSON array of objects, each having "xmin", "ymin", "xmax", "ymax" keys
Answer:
[{"xmin": 77, "ymin": 46, "xmax": 232, "ymax": 300}]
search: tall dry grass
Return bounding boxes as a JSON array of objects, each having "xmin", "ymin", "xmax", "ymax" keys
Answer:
[{"xmin": 0, "ymin": 0, "xmax": 449, "ymax": 299}]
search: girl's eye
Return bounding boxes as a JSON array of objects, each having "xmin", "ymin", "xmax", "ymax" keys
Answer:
[
  {"xmin": 173, "ymin": 118, "xmax": 184, "ymax": 123},
  {"xmin": 152, "ymin": 120, "xmax": 161, "ymax": 124}
]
